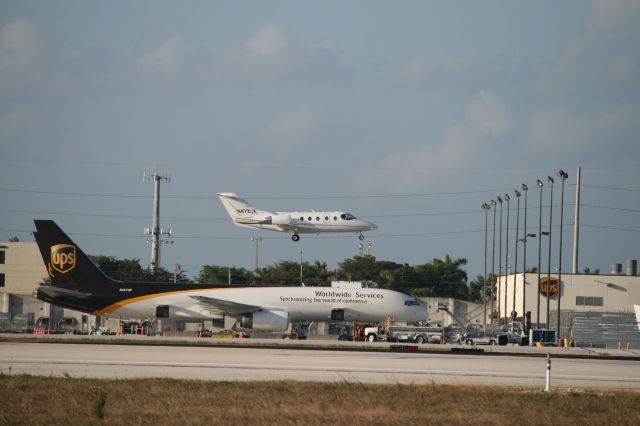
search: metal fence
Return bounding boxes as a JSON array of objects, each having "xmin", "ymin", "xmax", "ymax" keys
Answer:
[{"xmin": 549, "ymin": 310, "xmax": 640, "ymax": 349}]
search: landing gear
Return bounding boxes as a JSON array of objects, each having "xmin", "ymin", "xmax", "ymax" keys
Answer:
[
  {"xmin": 292, "ymin": 234, "xmax": 300, "ymax": 242},
  {"xmin": 358, "ymin": 233, "xmax": 365, "ymax": 241}
]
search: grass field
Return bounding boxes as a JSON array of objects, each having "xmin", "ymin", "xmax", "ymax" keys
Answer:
[{"xmin": 1, "ymin": 375, "xmax": 640, "ymax": 425}]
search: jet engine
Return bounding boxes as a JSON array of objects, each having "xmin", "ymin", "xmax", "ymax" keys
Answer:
[
  {"xmin": 270, "ymin": 214, "xmax": 292, "ymax": 225},
  {"xmin": 240, "ymin": 309, "xmax": 289, "ymax": 331}
]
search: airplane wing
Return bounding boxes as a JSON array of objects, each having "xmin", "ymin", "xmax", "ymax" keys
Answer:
[
  {"xmin": 189, "ymin": 295, "xmax": 262, "ymax": 315},
  {"xmin": 277, "ymin": 222, "xmax": 317, "ymax": 233},
  {"xmin": 234, "ymin": 217, "xmax": 272, "ymax": 225}
]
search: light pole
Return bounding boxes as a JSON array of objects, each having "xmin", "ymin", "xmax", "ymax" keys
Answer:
[
  {"xmin": 497, "ymin": 195, "xmax": 503, "ymax": 326},
  {"xmin": 520, "ymin": 183, "xmax": 533, "ymax": 333},
  {"xmin": 250, "ymin": 237, "xmax": 262, "ymax": 279},
  {"xmin": 503, "ymin": 193, "xmax": 511, "ymax": 327},
  {"xmin": 512, "ymin": 190, "xmax": 521, "ymax": 327},
  {"xmin": 482, "ymin": 203, "xmax": 490, "ymax": 325},
  {"xmin": 491, "ymin": 199, "xmax": 497, "ymax": 324},
  {"xmin": 556, "ymin": 170, "xmax": 568, "ymax": 340},
  {"xmin": 546, "ymin": 176, "xmax": 555, "ymax": 328},
  {"xmin": 536, "ymin": 179, "xmax": 544, "ymax": 328}
]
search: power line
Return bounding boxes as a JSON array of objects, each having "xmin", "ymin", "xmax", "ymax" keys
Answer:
[
  {"xmin": 582, "ymin": 224, "xmax": 640, "ymax": 233},
  {"xmin": 582, "ymin": 184, "xmax": 640, "ymax": 192},
  {"xmin": 0, "ymin": 186, "xmax": 520, "ymax": 200},
  {"xmin": 4, "ymin": 201, "xmax": 640, "ymax": 221}
]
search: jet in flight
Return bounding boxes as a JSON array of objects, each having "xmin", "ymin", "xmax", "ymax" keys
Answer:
[
  {"xmin": 217, "ymin": 192, "xmax": 377, "ymax": 241},
  {"xmin": 33, "ymin": 220, "xmax": 426, "ymax": 331}
]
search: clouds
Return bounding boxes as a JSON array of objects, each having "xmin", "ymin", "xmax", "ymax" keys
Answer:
[
  {"xmin": 218, "ymin": 25, "xmax": 354, "ymax": 87},
  {"xmin": 468, "ymin": 91, "xmax": 511, "ymax": 136},
  {"xmin": 0, "ymin": 17, "xmax": 40, "ymax": 71},
  {"xmin": 354, "ymin": 91, "xmax": 513, "ymax": 191},
  {"xmin": 528, "ymin": 0, "xmax": 640, "ymax": 163},
  {"xmin": 135, "ymin": 36, "xmax": 184, "ymax": 78}
]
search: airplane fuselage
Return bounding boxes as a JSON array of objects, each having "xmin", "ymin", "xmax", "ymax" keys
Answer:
[
  {"xmin": 235, "ymin": 210, "xmax": 377, "ymax": 234},
  {"xmin": 93, "ymin": 286, "xmax": 426, "ymax": 324}
]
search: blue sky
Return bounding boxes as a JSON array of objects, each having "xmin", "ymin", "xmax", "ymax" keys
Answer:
[{"xmin": 1, "ymin": 0, "xmax": 639, "ymax": 281}]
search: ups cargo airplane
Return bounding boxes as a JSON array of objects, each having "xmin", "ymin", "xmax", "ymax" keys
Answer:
[
  {"xmin": 218, "ymin": 192, "xmax": 377, "ymax": 241},
  {"xmin": 33, "ymin": 220, "xmax": 426, "ymax": 331}
]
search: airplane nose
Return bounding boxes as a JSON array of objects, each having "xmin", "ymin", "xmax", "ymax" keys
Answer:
[{"xmin": 369, "ymin": 222, "xmax": 378, "ymax": 230}]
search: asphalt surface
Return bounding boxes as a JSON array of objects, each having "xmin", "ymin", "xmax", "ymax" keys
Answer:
[{"xmin": 2, "ymin": 338, "xmax": 640, "ymax": 388}]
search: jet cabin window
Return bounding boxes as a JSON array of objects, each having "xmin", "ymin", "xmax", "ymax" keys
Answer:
[
  {"xmin": 404, "ymin": 300, "xmax": 421, "ymax": 306},
  {"xmin": 340, "ymin": 213, "xmax": 357, "ymax": 221}
]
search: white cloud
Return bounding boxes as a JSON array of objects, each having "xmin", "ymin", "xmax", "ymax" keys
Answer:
[
  {"xmin": 135, "ymin": 36, "xmax": 184, "ymax": 77},
  {"xmin": 243, "ymin": 25, "xmax": 290, "ymax": 56},
  {"xmin": 0, "ymin": 17, "xmax": 40, "ymax": 71},
  {"xmin": 354, "ymin": 91, "xmax": 511, "ymax": 191},
  {"xmin": 586, "ymin": 0, "xmax": 640, "ymax": 40},
  {"xmin": 469, "ymin": 91, "xmax": 511, "ymax": 135},
  {"xmin": 218, "ymin": 25, "xmax": 353, "ymax": 87},
  {"xmin": 528, "ymin": 105, "xmax": 640, "ymax": 158},
  {"xmin": 264, "ymin": 108, "xmax": 318, "ymax": 147}
]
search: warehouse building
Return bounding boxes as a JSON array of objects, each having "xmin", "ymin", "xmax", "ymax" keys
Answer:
[
  {"xmin": 0, "ymin": 240, "xmax": 94, "ymax": 332},
  {"xmin": 496, "ymin": 266, "xmax": 640, "ymax": 347}
]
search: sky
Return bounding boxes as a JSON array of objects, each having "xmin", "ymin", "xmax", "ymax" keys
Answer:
[{"xmin": 1, "ymin": 0, "xmax": 639, "ymax": 282}]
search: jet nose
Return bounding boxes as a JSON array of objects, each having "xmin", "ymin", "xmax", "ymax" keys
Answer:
[{"xmin": 368, "ymin": 222, "xmax": 378, "ymax": 231}]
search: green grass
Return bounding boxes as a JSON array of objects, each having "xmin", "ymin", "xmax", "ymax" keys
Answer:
[{"xmin": 1, "ymin": 375, "xmax": 639, "ymax": 425}]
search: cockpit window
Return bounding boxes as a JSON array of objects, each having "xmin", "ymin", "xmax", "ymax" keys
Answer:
[
  {"xmin": 340, "ymin": 213, "xmax": 357, "ymax": 220},
  {"xmin": 404, "ymin": 300, "xmax": 421, "ymax": 306}
]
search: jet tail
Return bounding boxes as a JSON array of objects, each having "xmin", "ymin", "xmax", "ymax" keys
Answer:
[
  {"xmin": 217, "ymin": 192, "xmax": 272, "ymax": 226},
  {"xmin": 33, "ymin": 220, "xmax": 113, "ymax": 292}
]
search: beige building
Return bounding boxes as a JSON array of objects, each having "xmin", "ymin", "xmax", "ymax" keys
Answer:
[
  {"xmin": 496, "ymin": 272, "xmax": 640, "ymax": 327},
  {"xmin": 0, "ymin": 240, "xmax": 91, "ymax": 331}
]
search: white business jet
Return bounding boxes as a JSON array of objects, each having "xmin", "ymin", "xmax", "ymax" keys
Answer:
[{"xmin": 218, "ymin": 192, "xmax": 377, "ymax": 241}]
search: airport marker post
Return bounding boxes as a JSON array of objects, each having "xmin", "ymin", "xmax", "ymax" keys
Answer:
[{"xmin": 545, "ymin": 353, "xmax": 551, "ymax": 392}]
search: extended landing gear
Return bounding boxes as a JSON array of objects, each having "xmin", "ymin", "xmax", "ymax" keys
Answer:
[
  {"xmin": 358, "ymin": 233, "xmax": 365, "ymax": 241},
  {"xmin": 292, "ymin": 234, "xmax": 300, "ymax": 242}
]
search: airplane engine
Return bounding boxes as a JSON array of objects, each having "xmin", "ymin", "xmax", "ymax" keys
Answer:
[
  {"xmin": 270, "ymin": 214, "xmax": 291, "ymax": 225},
  {"xmin": 240, "ymin": 310, "xmax": 289, "ymax": 331}
]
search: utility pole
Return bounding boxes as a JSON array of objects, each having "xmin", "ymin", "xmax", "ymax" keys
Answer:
[
  {"xmin": 299, "ymin": 250, "xmax": 303, "ymax": 285},
  {"xmin": 512, "ymin": 190, "xmax": 521, "ymax": 326},
  {"xmin": 250, "ymin": 237, "xmax": 262, "ymax": 277},
  {"xmin": 572, "ymin": 166, "xmax": 581, "ymax": 274},
  {"xmin": 144, "ymin": 172, "xmax": 172, "ymax": 272}
]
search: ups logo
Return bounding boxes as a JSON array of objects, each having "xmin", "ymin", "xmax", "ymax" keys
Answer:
[
  {"xmin": 539, "ymin": 277, "xmax": 559, "ymax": 298},
  {"xmin": 49, "ymin": 244, "xmax": 76, "ymax": 274}
]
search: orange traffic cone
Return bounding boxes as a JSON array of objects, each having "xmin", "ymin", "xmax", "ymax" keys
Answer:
[
  {"xmin": 626, "ymin": 341, "xmax": 631, "ymax": 350},
  {"xmin": 618, "ymin": 341, "xmax": 622, "ymax": 350}
]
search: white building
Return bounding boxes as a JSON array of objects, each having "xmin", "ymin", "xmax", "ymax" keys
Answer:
[{"xmin": 496, "ymin": 272, "xmax": 640, "ymax": 327}]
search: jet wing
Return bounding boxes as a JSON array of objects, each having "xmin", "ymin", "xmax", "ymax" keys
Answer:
[
  {"xmin": 234, "ymin": 217, "xmax": 272, "ymax": 225},
  {"xmin": 277, "ymin": 221, "xmax": 316, "ymax": 233},
  {"xmin": 189, "ymin": 295, "xmax": 262, "ymax": 315}
]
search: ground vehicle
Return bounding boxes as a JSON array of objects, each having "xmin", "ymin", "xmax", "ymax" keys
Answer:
[
  {"xmin": 364, "ymin": 324, "xmax": 443, "ymax": 344},
  {"xmin": 496, "ymin": 332, "xmax": 523, "ymax": 345},
  {"xmin": 464, "ymin": 332, "xmax": 523, "ymax": 346},
  {"xmin": 464, "ymin": 336, "xmax": 498, "ymax": 345}
]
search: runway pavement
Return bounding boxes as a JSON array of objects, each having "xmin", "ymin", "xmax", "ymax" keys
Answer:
[{"xmin": 2, "ymin": 341, "xmax": 640, "ymax": 388}]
